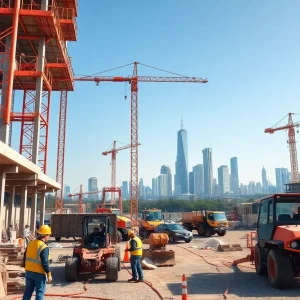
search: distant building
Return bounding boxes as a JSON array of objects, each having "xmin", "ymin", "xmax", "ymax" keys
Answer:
[
  {"xmin": 230, "ymin": 157, "xmax": 239, "ymax": 194},
  {"xmin": 152, "ymin": 178, "xmax": 158, "ymax": 199},
  {"xmin": 175, "ymin": 120, "xmax": 189, "ymax": 195},
  {"xmin": 64, "ymin": 185, "xmax": 70, "ymax": 198},
  {"xmin": 189, "ymin": 171, "xmax": 194, "ymax": 194},
  {"xmin": 275, "ymin": 168, "xmax": 289, "ymax": 193},
  {"xmin": 256, "ymin": 182, "xmax": 262, "ymax": 194},
  {"xmin": 218, "ymin": 166, "xmax": 230, "ymax": 194},
  {"xmin": 158, "ymin": 174, "xmax": 168, "ymax": 197},
  {"xmin": 202, "ymin": 148, "xmax": 213, "ymax": 196},
  {"xmin": 122, "ymin": 181, "xmax": 129, "ymax": 200},
  {"xmin": 139, "ymin": 178, "xmax": 145, "ymax": 199},
  {"xmin": 248, "ymin": 181, "xmax": 256, "ymax": 195},
  {"xmin": 88, "ymin": 177, "xmax": 99, "ymax": 200},
  {"xmin": 160, "ymin": 165, "xmax": 172, "ymax": 196},
  {"xmin": 193, "ymin": 164, "xmax": 204, "ymax": 196},
  {"xmin": 145, "ymin": 186, "xmax": 152, "ymax": 200},
  {"xmin": 262, "ymin": 167, "xmax": 268, "ymax": 194}
]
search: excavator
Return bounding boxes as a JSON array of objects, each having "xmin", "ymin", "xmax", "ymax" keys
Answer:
[
  {"xmin": 95, "ymin": 187, "xmax": 131, "ymax": 241},
  {"xmin": 139, "ymin": 208, "xmax": 164, "ymax": 238}
]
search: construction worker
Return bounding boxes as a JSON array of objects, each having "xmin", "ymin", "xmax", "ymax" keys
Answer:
[
  {"xmin": 22, "ymin": 225, "xmax": 52, "ymax": 300},
  {"xmin": 126, "ymin": 229, "xmax": 144, "ymax": 282}
]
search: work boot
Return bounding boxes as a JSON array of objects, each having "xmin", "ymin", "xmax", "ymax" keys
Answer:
[
  {"xmin": 128, "ymin": 278, "xmax": 138, "ymax": 282},
  {"xmin": 137, "ymin": 279, "xmax": 144, "ymax": 282}
]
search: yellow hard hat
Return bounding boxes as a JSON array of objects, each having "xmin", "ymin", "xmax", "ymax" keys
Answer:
[
  {"xmin": 37, "ymin": 225, "xmax": 51, "ymax": 235},
  {"xmin": 127, "ymin": 229, "xmax": 134, "ymax": 236}
]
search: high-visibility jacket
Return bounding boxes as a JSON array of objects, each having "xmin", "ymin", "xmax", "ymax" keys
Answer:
[
  {"xmin": 130, "ymin": 236, "xmax": 143, "ymax": 256},
  {"xmin": 25, "ymin": 239, "xmax": 49, "ymax": 274}
]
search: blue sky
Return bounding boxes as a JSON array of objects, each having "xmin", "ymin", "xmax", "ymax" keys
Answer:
[{"xmin": 13, "ymin": 1, "xmax": 300, "ymax": 192}]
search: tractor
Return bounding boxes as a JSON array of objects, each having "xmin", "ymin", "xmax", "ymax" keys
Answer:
[
  {"xmin": 254, "ymin": 194, "xmax": 300, "ymax": 289},
  {"xmin": 65, "ymin": 213, "xmax": 120, "ymax": 282},
  {"xmin": 139, "ymin": 208, "xmax": 164, "ymax": 238}
]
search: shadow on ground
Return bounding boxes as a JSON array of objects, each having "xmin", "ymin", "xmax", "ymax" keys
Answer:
[{"xmin": 167, "ymin": 266, "xmax": 300, "ymax": 297}]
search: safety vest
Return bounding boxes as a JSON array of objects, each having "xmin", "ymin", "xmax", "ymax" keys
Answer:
[
  {"xmin": 130, "ymin": 236, "xmax": 143, "ymax": 256},
  {"xmin": 25, "ymin": 239, "xmax": 49, "ymax": 274}
]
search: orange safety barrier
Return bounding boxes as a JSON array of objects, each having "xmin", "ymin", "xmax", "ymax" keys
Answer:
[
  {"xmin": 181, "ymin": 274, "xmax": 188, "ymax": 300},
  {"xmin": 122, "ymin": 243, "xmax": 130, "ymax": 263}
]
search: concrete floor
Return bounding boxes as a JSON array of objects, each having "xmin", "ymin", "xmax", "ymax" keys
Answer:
[{"xmin": 9, "ymin": 230, "xmax": 300, "ymax": 300}]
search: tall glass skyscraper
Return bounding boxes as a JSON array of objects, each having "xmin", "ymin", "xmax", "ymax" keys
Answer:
[
  {"xmin": 175, "ymin": 121, "xmax": 188, "ymax": 195},
  {"xmin": 202, "ymin": 148, "xmax": 213, "ymax": 196},
  {"xmin": 230, "ymin": 157, "xmax": 239, "ymax": 194}
]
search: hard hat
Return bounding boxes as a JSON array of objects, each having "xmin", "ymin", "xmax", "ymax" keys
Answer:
[
  {"xmin": 127, "ymin": 229, "xmax": 134, "ymax": 236},
  {"xmin": 37, "ymin": 225, "xmax": 51, "ymax": 235}
]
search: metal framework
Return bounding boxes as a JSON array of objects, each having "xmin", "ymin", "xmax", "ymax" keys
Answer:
[
  {"xmin": 75, "ymin": 62, "xmax": 208, "ymax": 224},
  {"xmin": 101, "ymin": 187, "xmax": 122, "ymax": 213},
  {"xmin": 265, "ymin": 113, "xmax": 300, "ymax": 183},
  {"xmin": 102, "ymin": 141, "xmax": 140, "ymax": 204}
]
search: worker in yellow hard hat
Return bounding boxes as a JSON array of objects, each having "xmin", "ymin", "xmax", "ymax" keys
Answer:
[
  {"xmin": 22, "ymin": 225, "xmax": 52, "ymax": 300},
  {"xmin": 125, "ymin": 229, "xmax": 144, "ymax": 282}
]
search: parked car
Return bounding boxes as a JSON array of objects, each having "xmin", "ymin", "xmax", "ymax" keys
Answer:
[{"xmin": 154, "ymin": 223, "xmax": 193, "ymax": 243}]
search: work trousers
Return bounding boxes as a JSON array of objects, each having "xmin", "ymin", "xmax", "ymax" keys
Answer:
[
  {"xmin": 130, "ymin": 255, "xmax": 143, "ymax": 280},
  {"xmin": 22, "ymin": 271, "xmax": 46, "ymax": 300}
]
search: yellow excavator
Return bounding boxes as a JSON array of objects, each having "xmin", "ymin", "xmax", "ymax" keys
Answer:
[{"xmin": 139, "ymin": 208, "xmax": 164, "ymax": 238}]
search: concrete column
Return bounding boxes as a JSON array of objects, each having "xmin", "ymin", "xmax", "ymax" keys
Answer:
[
  {"xmin": 19, "ymin": 184, "xmax": 27, "ymax": 235},
  {"xmin": 0, "ymin": 172, "xmax": 6, "ymax": 240},
  {"xmin": 30, "ymin": 188, "xmax": 37, "ymax": 231},
  {"xmin": 31, "ymin": 37, "xmax": 46, "ymax": 165},
  {"xmin": 40, "ymin": 191, "xmax": 46, "ymax": 225},
  {"xmin": 7, "ymin": 185, "xmax": 15, "ymax": 228}
]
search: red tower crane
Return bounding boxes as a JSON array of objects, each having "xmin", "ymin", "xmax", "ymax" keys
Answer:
[
  {"xmin": 102, "ymin": 141, "xmax": 141, "ymax": 203},
  {"xmin": 68, "ymin": 184, "xmax": 101, "ymax": 213},
  {"xmin": 56, "ymin": 62, "xmax": 207, "ymax": 224},
  {"xmin": 265, "ymin": 113, "xmax": 300, "ymax": 183}
]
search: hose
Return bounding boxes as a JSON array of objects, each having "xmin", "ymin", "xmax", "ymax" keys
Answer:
[{"xmin": 121, "ymin": 262, "xmax": 164, "ymax": 300}]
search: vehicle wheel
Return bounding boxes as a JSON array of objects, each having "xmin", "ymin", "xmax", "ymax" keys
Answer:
[
  {"xmin": 205, "ymin": 227, "xmax": 213, "ymax": 237},
  {"xmin": 112, "ymin": 246, "xmax": 121, "ymax": 271},
  {"xmin": 182, "ymin": 223, "xmax": 193, "ymax": 232},
  {"xmin": 185, "ymin": 240, "xmax": 191, "ymax": 243},
  {"xmin": 65, "ymin": 257, "xmax": 79, "ymax": 282},
  {"xmin": 217, "ymin": 231, "xmax": 226, "ymax": 237},
  {"xmin": 105, "ymin": 257, "xmax": 119, "ymax": 282},
  {"xmin": 267, "ymin": 249, "xmax": 293, "ymax": 289},
  {"xmin": 254, "ymin": 244, "xmax": 267, "ymax": 276},
  {"xmin": 55, "ymin": 237, "xmax": 61, "ymax": 242},
  {"xmin": 197, "ymin": 224, "xmax": 206, "ymax": 237},
  {"xmin": 169, "ymin": 235, "xmax": 175, "ymax": 244}
]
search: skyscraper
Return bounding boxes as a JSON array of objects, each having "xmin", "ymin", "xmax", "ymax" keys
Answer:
[
  {"xmin": 158, "ymin": 174, "xmax": 168, "ymax": 197},
  {"xmin": 64, "ymin": 185, "xmax": 70, "ymax": 198},
  {"xmin": 160, "ymin": 165, "xmax": 172, "ymax": 196},
  {"xmin": 175, "ymin": 120, "xmax": 189, "ymax": 195},
  {"xmin": 88, "ymin": 177, "xmax": 99, "ymax": 200},
  {"xmin": 139, "ymin": 178, "xmax": 145, "ymax": 199},
  {"xmin": 262, "ymin": 167, "xmax": 268, "ymax": 194},
  {"xmin": 275, "ymin": 168, "xmax": 289, "ymax": 193},
  {"xmin": 218, "ymin": 165, "xmax": 230, "ymax": 194},
  {"xmin": 122, "ymin": 181, "xmax": 129, "ymax": 200},
  {"xmin": 202, "ymin": 148, "xmax": 213, "ymax": 196},
  {"xmin": 189, "ymin": 171, "xmax": 194, "ymax": 194},
  {"xmin": 230, "ymin": 157, "xmax": 239, "ymax": 194},
  {"xmin": 152, "ymin": 178, "xmax": 158, "ymax": 199},
  {"xmin": 193, "ymin": 164, "xmax": 204, "ymax": 196}
]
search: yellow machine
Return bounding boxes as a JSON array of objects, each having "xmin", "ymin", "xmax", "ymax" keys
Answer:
[
  {"xmin": 182, "ymin": 210, "xmax": 229, "ymax": 237},
  {"xmin": 139, "ymin": 208, "xmax": 164, "ymax": 238}
]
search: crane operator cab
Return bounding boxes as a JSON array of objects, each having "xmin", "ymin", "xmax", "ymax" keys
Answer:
[{"xmin": 83, "ymin": 216, "xmax": 109, "ymax": 249}]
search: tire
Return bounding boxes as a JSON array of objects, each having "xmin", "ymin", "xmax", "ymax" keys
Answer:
[
  {"xmin": 182, "ymin": 223, "xmax": 193, "ymax": 232},
  {"xmin": 267, "ymin": 249, "xmax": 293, "ymax": 289},
  {"xmin": 65, "ymin": 257, "xmax": 79, "ymax": 282},
  {"xmin": 55, "ymin": 237, "xmax": 61, "ymax": 242},
  {"xmin": 112, "ymin": 246, "xmax": 121, "ymax": 271},
  {"xmin": 217, "ymin": 231, "xmax": 226, "ymax": 237},
  {"xmin": 105, "ymin": 257, "xmax": 119, "ymax": 282},
  {"xmin": 185, "ymin": 240, "xmax": 191, "ymax": 243},
  {"xmin": 205, "ymin": 227, "xmax": 213, "ymax": 237},
  {"xmin": 169, "ymin": 235, "xmax": 175, "ymax": 244},
  {"xmin": 197, "ymin": 224, "xmax": 206, "ymax": 237},
  {"xmin": 254, "ymin": 244, "xmax": 267, "ymax": 276}
]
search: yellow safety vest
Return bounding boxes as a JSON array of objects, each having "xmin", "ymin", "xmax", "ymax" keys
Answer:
[
  {"xmin": 25, "ymin": 240, "xmax": 49, "ymax": 274},
  {"xmin": 130, "ymin": 236, "xmax": 143, "ymax": 256}
]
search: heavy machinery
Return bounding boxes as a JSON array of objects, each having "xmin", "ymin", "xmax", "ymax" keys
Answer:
[
  {"xmin": 65, "ymin": 213, "xmax": 120, "ymax": 282},
  {"xmin": 252, "ymin": 194, "xmax": 300, "ymax": 289},
  {"xmin": 139, "ymin": 208, "xmax": 164, "ymax": 238},
  {"xmin": 182, "ymin": 210, "xmax": 229, "ymax": 237},
  {"xmin": 96, "ymin": 187, "xmax": 131, "ymax": 241}
]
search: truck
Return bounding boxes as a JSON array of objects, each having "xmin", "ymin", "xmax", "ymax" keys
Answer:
[
  {"xmin": 182, "ymin": 210, "xmax": 229, "ymax": 237},
  {"xmin": 139, "ymin": 208, "xmax": 164, "ymax": 238}
]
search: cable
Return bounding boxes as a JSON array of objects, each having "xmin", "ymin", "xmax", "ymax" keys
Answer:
[{"xmin": 121, "ymin": 262, "xmax": 164, "ymax": 300}]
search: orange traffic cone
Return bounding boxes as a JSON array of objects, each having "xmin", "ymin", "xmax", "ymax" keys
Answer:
[
  {"xmin": 181, "ymin": 274, "xmax": 188, "ymax": 300},
  {"xmin": 122, "ymin": 243, "xmax": 130, "ymax": 263}
]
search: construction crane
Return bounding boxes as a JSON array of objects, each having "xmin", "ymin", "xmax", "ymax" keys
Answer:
[
  {"xmin": 68, "ymin": 184, "xmax": 102, "ymax": 213},
  {"xmin": 102, "ymin": 141, "xmax": 141, "ymax": 204},
  {"xmin": 65, "ymin": 62, "xmax": 207, "ymax": 225},
  {"xmin": 265, "ymin": 113, "xmax": 300, "ymax": 183}
]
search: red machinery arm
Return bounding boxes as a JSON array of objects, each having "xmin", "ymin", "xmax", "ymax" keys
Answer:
[
  {"xmin": 69, "ymin": 189, "xmax": 101, "ymax": 197},
  {"xmin": 102, "ymin": 142, "xmax": 141, "ymax": 156},
  {"xmin": 265, "ymin": 122, "xmax": 300, "ymax": 134}
]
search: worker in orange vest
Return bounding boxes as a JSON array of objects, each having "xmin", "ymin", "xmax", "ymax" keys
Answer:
[
  {"xmin": 22, "ymin": 225, "xmax": 52, "ymax": 300},
  {"xmin": 126, "ymin": 229, "xmax": 144, "ymax": 282}
]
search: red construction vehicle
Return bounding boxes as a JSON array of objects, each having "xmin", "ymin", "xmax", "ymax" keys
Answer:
[
  {"xmin": 65, "ymin": 213, "xmax": 120, "ymax": 282},
  {"xmin": 96, "ymin": 187, "xmax": 131, "ymax": 241}
]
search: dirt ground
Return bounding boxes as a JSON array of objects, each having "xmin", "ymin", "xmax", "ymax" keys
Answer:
[{"xmin": 8, "ymin": 229, "xmax": 300, "ymax": 300}]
